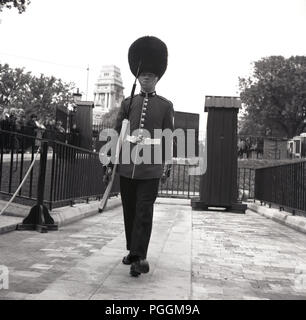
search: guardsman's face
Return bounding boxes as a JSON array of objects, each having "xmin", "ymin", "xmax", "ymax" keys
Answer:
[{"xmin": 138, "ymin": 72, "xmax": 159, "ymax": 92}]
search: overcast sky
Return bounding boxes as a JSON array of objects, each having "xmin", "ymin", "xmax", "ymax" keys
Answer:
[{"xmin": 0, "ymin": 0, "xmax": 306, "ymax": 129}]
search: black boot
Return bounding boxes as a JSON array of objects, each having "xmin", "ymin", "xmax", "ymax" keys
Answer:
[
  {"xmin": 122, "ymin": 253, "xmax": 137, "ymax": 265},
  {"xmin": 130, "ymin": 259, "xmax": 149, "ymax": 277}
]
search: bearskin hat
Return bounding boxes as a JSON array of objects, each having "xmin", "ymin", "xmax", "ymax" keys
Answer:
[{"xmin": 128, "ymin": 36, "xmax": 168, "ymax": 79}]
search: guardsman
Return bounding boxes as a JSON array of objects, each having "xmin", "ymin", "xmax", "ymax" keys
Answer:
[{"xmin": 111, "ymin": 36, "xmax": 174, "ymax": 277}]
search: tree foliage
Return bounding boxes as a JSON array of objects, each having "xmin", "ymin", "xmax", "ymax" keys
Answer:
[
  {"xmin": 0, "ymin": 63, "xmax": 75, "ymax": 120},
  {"xmin": 0, "ymin": 0, "xmax": 30, "ymax": 13},
  {"xmin": 0, "ymin": 64, "xmax": 32, "ymax": 107},
  {"xmin": 26, "ymin": 74, "xmax": 74, "ymax": 119},
  {"xmin": 101, "ymin": 106, "xmax": 120, "ymax": 128},
  {"xmin": 239, "ymin": 56, "xmax": 306, "ymax": 138}
]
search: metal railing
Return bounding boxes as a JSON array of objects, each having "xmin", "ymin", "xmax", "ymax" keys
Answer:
[
  {"xmin": 0, "ymin": 129, "xmax": 119, "ymax": 210},
  {"xmin": 255, "ymin": 161, "xmax": 306, "ymax": 215},
  {"xmin": 158, "ymin": 162, "xmax": 254, "ymax": 201},
  {"xmin": 158, "ymin": 162, "xmax": 200, "ymax": 198},
  {"xmin": 237, "ymin": 168, "xmax": 255, "ymax": 201},
  {"xmin": 46, "ymin": 140, "xmax": 119, "ymax": 210},
  {"xmin": 0, "ymin": 129, "xmax": 40, "ymax": 205},
  {"xmin": 1, "ymin": 128, "xmax": 259, "ymax": 208}
]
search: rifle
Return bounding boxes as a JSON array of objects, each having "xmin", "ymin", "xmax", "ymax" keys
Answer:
[
  {"xmin": 98, "ymin": 62, "xmax": 141, "ymax": 213},
  {"xmin": 98, "ymin": 119, "xmax": 129, "ymax": 212}
]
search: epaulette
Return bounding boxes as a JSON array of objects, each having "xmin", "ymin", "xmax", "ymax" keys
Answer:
[{"xmin": 156, "ymin": 95, "xmax": 173, "ymax": 105}]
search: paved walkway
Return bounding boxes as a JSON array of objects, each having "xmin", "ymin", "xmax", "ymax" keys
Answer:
[{"xmin": 0, "ymin": 198, "xmax": 306, "ymax": 300}]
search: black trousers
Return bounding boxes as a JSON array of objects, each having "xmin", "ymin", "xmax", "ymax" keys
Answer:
[{"xmin": 120, "ymin": 176, "xmax": 160, "ymax": 259}]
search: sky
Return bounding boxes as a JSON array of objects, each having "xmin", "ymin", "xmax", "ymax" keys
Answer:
[{"xmin": 0, "ymin": 0, "xmax": 306, "ymax": 131}]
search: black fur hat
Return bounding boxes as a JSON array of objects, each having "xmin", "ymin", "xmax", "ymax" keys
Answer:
[{"xmin": 128, "ymin": 36, "xmax": 168, "ymax": 79}]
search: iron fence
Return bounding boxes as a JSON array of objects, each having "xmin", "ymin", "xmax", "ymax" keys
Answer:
[
  {"xmin": 0, "ymin": 129, "xmax": 119, "ymax": 210},
  {"xmin": 237, "ymin": 168, "xmax": 255, "ymax": 201},
  {"xmin": 47, "ymin": 140, "xmax": 119, "ymax": 210},
  {"xmin": 1, "ymin": 128, "xmax": 258, "ymax": 209},
  {"xmin": 255, "ymin": 161, "xmax": 306, "ymax": 215},
  {"xmin": 158, "ymin": 162, "xmax": 255, "ymax": 201},
  {"xmin": 0, "ymin": 129, "xmax": 40, "ymax": 205},
  {"xmin": 158, "ymin": 162, "xmax": 200, "ymax": 198}
]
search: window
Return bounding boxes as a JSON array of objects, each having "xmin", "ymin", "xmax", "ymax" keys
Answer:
[{"xmin": 104, "ymin": 73, "xmax": 109, "ymax": 76}]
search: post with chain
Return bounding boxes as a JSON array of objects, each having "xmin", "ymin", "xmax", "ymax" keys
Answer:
[{"xmin": 17, "ymin": 141, "xmax": 58, "ymax": 233}]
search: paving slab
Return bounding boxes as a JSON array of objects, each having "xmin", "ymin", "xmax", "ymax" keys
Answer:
[
  {"xmin": 192, "ymin": 207, "xmax": 306, "ymax": 300},
  {"xmin": 0, "ymin": 198, "xmax": 191, "ymax": 300},
  {"xmin": 0, "ymin": 215, "xmax": 23, "ymax": 234},
  {"xmin": 1, "ymin": 198, "xmax": 306, "ymax": 300},
  {"xmin": 0, "ymin": 197, "xmax": 121, "ymax": 234}
]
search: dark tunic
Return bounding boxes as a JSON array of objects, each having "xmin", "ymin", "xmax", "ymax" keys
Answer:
[{"xmin": 114, "ymin": 91, "xmax": 174, "ymax": 180}]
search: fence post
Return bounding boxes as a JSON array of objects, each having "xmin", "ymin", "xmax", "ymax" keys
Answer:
[{"xmin": 17, "ymin": 141, "xmax": 58, "ymax": 233}]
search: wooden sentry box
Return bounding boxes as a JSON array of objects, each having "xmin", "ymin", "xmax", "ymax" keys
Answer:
[
  {"xmin": 75, "ymin": 101, "xmax": 94, "ymax": 150},
  {"xmin": 173, "ymin": 111, "xmax": 199, "ymax": 158},
  {"xmin": 191, "ymin": 96, "xmax": 247, "ymax": 213}
]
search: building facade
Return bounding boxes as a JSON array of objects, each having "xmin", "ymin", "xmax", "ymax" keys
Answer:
[{"xmin": 93, "ymin": 65, "xmax": 124, "ymax": 125}]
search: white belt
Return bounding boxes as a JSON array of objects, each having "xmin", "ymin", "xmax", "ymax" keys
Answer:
[{"xmin": 126, "ymin": 135, "xmax": 161, "ymax": 145}]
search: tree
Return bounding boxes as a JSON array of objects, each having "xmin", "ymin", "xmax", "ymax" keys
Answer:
[
  {"xmin": 101, "ymin": 106, "xmax": 120, "ymax": 128},
  {"xmin": 238, "ymin": 113, "xmax": 265, "ymax": 136},
  {"xmin": 239, "ymin": 56, "xmax": 306, "ymax": 138},
  {"xmin": 25, "ymin": 74, "xmax": 74, "ymax": 120},
  {"xmin": 0, "ymin": 63, "xmax": 32, "ymax": 107},
  {"xmin": 0, "ymin": 63, "xmax": 75, "ymax": 120},
  {"xmin": 0, "ymin": 0, "xmax": 30, "ymax": 13}
]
